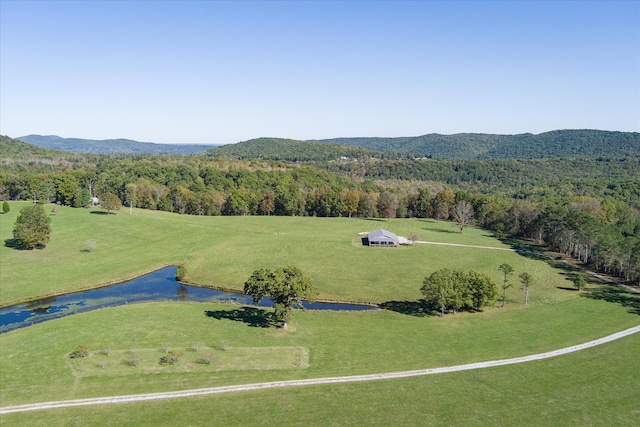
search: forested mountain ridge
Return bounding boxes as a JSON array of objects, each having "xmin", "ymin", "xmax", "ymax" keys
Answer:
[
  {"xmin": 17, "ymin": 134, "xmax": 217, "ymax": 155},
  {"xmin": 1, "ymin": 135, "xmax": 62, "ymax": 158},
  {"xmin": 207, "ymin": 137, "xmax": 390, "ymax": 161},
  {"xmin": 313, "ymin": 129, "xmax": 640, "ymax": 159},
  {"xmin": 16, "ymin": 130, "xmax": 640, "ymax": 160},
  {"xmin": 0, "ymin": 135, "xmax": 95, "ymax": 171}
]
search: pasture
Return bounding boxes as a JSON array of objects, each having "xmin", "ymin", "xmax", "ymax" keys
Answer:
[
  {"xmin": 2, "ymin": 202, "xmax": 568, "ymax": 306},
  {"xmin": 0, "ymin": 202, "xmax": 638, "ymax": 425}
]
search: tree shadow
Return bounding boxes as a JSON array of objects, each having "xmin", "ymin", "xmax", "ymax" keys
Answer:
[
  {"xmin": 379, "ymin": 299, "xmax": 439, "ymax": 317},
  {"xmin": 580, "ymin": 286, "xmax": 640, "ymax": 315},
  {"xmin": 4, "ymin": 238, "xmax": 21, "ymax": 249},
  {"xmin": 363, "ymin": 218, "xmax": 388, "ymax": 222},
  {"xmin": 556, "ymin": 286, "xmax": 579, "ymax": 291},
  {"xmin": 498, "ymin": 238, "xmax": 544, "ymax": 253},
  {"xmin": 89, "ymin": 210, "xmax": 111, "ymax": 215},
  {"xmin": 3, "ymin": 238, "xmax": 45, "ymax": 250},
  {"xmin": 415, "ymin": 219, "xmax": 437, "ymax": 223},
  {"xmin": 420, "ymin": 227, "xmax": 459, "ymax": 234},
  {"xmin": 205, "ymin": 306, "xmax": 277, "ymax": 328}
]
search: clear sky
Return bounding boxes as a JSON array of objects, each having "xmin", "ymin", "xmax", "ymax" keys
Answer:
[{"xmin": 1, "ymin": 0, "xmax": 638, "ymax": 144}]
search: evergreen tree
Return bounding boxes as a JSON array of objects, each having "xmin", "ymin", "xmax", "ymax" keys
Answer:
[{"xmin": 12, "ymin": 204, "xmax": 52, "ymax": 249}]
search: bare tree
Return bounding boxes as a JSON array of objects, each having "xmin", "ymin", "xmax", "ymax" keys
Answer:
[
  {"xmin": 85, "ymin": 240, "xmax": 97, "ymax": 253},
  {"xmin": 452, "ymin": 200, "xmax": 474, "ymax": 233}
]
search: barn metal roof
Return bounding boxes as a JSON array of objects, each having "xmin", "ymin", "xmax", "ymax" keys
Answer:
[{"xmin": 367, "ymin": 228, "xmax": 399, "ymax": 242}]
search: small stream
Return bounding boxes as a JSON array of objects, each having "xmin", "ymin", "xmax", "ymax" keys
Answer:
[{"xmin": 0, "ymin": 266, "xmax": 378, "ymax": 334}]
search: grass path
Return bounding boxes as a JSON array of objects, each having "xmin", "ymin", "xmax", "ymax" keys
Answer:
[{"xmin": 2, "ymin": 324, "xmax": 638, "ymax": 415}]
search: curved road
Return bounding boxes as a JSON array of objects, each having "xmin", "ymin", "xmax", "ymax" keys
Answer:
[{"xmin": 2, "ymin": 325, "xmax": 639, "ymax": 415}]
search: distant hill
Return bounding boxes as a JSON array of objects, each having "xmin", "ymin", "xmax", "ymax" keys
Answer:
[
  {"xmin": 312, "ymin": 129, "xmax": 640, "ymax": 159},
  {"xmin": 17, "ymin": 135, "xmax": 218, "ymax": 155},
  {"xmin": 1, "ymin": 135, "xmax": 92, "ymax": 172},
  {"xmin": 207, "ymin": 137, "xmax": 385, "ymax": 161},
  {"xmin": 14, "ymin": 129, "xmax": 640, "ymax": 160},
  {"xmin": 0, "ymin": 135, "xmax": 81, "ymax": 159}
]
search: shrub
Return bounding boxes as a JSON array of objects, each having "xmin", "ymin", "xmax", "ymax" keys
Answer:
[
  {"xmin": 573, "ymin": 274, "xmax": 587, "ymax": 291},
  {"xmin": 175, "ymin": 264, "xmax": 187, "ymax": 281},
  {"xmin": 160, "ymin": 350, "xmax": 183, "ymax": 365},
  {"xmin": 197, "ymin": 353, "xmax": 215, "ymax": 365},
  {"xmin": 99, "ymin": 346, "xmax": 112, "ymax": 356},
  {"xmin": 126, "ymin": 355, "xmax": 141, "ymax": 366},
  {"xmin": 70, "ymin": 345, "xmax": 91, "ymax": 359}
]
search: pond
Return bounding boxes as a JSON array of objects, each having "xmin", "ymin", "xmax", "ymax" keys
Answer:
[{"xmin": 0, "ymin": 266, "xmax": 378, "ymax": 334}]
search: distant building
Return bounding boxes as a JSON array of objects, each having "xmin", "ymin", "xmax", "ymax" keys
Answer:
[{"xmin": 367, "ymin": 229, "xmax": 400, "ymax": 247}]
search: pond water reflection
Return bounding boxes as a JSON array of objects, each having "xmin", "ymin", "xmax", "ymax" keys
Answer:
[{"xmin": 0, "ymin": 266, "xmax": 377, "ymax": 334}]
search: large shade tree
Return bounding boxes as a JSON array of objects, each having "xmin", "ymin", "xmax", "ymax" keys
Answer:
[
  {"xmin": 12, "ymin": 204, "xmax": 51, "ymax": 249},
  {"xmin": 420, "ymin": 268, "xmax": 464, "ymax": 316},
  {"xmin": 421, "ymin": 268, "xmax": 499, "ymax": 315},
  {"xmin": 244, "ymin": 266, "xmax": 319, "ymax": 329},
  {"xmin": 100, "ymin": 192, "xmax": 122, "ymax": 214}
]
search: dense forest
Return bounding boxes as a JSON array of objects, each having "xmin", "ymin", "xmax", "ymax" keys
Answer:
[
  {"xmin": 314, "ymin": 129, "xmax": 640, "ymax": 159},
  {"xmin": 206, "ymin": 137, "xmax": 392, "ymax": 161},
  {"xmin": 1, "ymin": 134, "xmax": 639, "ymax": 284}
]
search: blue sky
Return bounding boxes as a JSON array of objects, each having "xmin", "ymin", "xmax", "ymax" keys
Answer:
[{"xmin": 1, "ymin": 0, "xmax": 638, "ymax": 144}]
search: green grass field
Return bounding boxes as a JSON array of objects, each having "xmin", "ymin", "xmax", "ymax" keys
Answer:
[
  {"xmin": 1, "ymin": 202, "xmax": 638, "ymax": 425},
  {"xmin": 1, "ymin": 202, "xmax": 570, "ymax": 306}
]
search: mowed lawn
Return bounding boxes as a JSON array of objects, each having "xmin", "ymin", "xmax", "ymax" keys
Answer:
[
  {"xmin": 5, "ymin": 332, "xmax": 639, "ymax": 426},
  {"xmin": 2, "ymin": 202, "xmax": 568, "ymax": 305},
  {"xmin": 0, "ymin": 297, "xmax": 639, "ymax": 425},
  {"xmin": 1, "ymin": 201, "xmax": 639, "ymax": 425}
]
